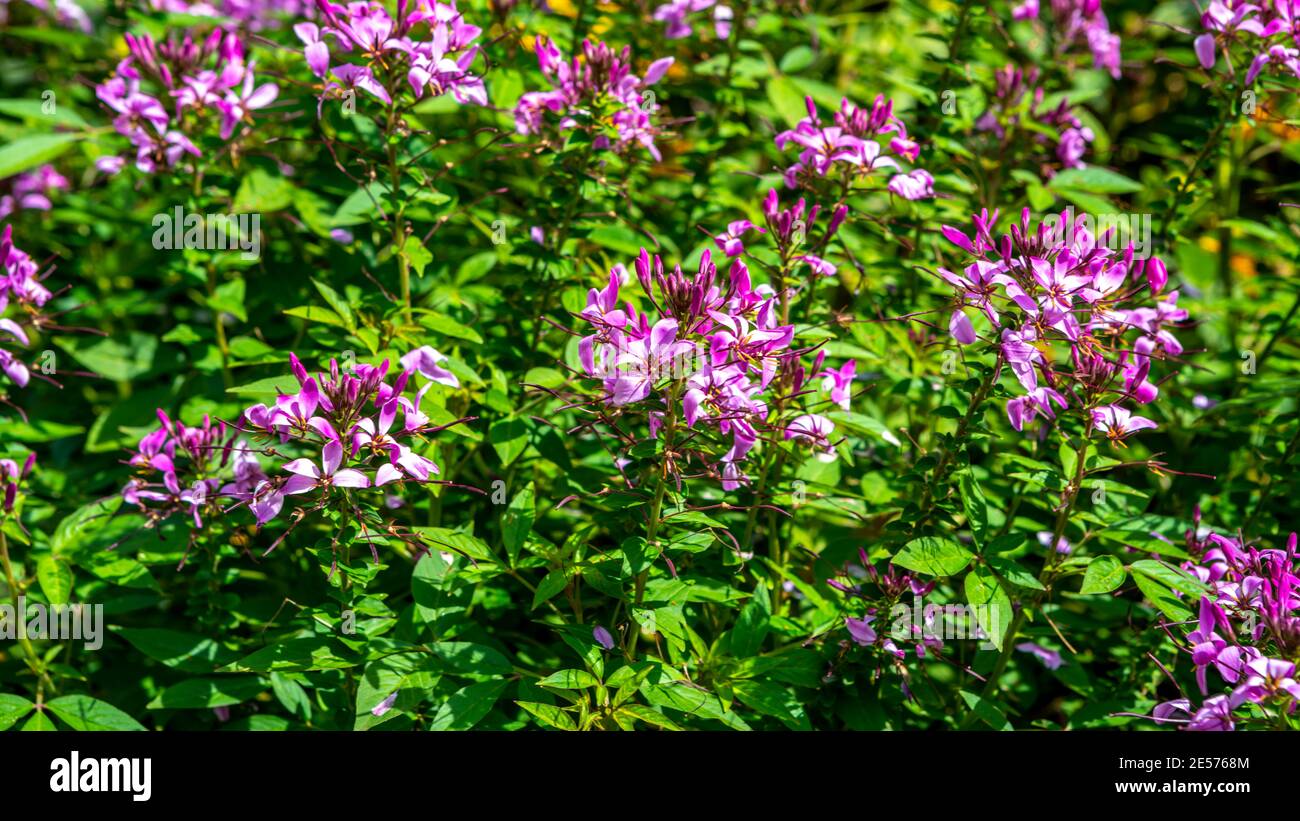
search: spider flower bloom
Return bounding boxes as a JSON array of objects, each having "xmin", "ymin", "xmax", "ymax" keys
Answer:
[
  {"xmin": 713, "ymin": 220, "xmax": 763, "ymax": 258},
  {"xmin": 282, "ymin": 440, "xmax": 370, "ymax": 494},
  {"xmin": 1091, "ymin": 404, "xmax": 1157, "ymax": 443},
  {"xmin": 401, "ymin": 346, "xmax": 460, "ymax": 388},
  {"xmin": 776, "ymin": 95, "xmax": 931, "ymax": 198},
  {"xmin": 784, "ymin": 414, "xmax": 837, "ymax": 462},
  {"xmin": 514, "ymin": 36, "xmax": 672, "ymax": 159},
  {"xmin": 93, "ymin": 28, "xmax": 278, "ymax": 174}
]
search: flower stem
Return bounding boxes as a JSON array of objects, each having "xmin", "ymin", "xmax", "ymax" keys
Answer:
[
  {"xmin": 0, "ymin": 529, "xmax": 56, "ymax": 695},
  {"xmin": 959, "ymin": 432, "xmax": 1090, "ymax": 727}
]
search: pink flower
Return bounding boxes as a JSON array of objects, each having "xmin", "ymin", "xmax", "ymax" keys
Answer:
[
  {"xmin": 1091, "ymin": 404, "xmax": 1157, "ymax": 442},
  {"xmin": 784, "ymin": 413, "xmax": 837, "ymax": 462},
  {"xmin": 1194, "ymin": 33, "xmax": 1218, "ymax": 69},
  {"xmin": 887, "ymin": 169, "xmax": 934, "ymax": 200},
  {"xmin": 282, "ymin": 440, "xmax": 370, "ymax": 495},
  {"xmin": 400, "ymin": 346, "xmax": 460, "ymax": 388}
]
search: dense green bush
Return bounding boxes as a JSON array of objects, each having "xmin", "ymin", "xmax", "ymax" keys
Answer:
[{"xmin": 0, "ymin": 0, "xmax": 1298, "ymax": 732}]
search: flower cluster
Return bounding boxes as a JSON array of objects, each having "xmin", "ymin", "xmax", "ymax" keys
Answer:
[
  {"xmin": 296, "ymin": 0, "xmax": 486, "ymax": 113},
  {"xmin": 576, "ymin": 242, "xmax": 851, "ymax": 488},
  {"xmin": 0, "ymin": 165, "xmax": 68, "ymax": 221},
  {"xmin": 1149, "ymin": 518, "xmax": 1300, "ymax": 731},
  {"xmin": 237, "ymin": 351, "xmax": 453, "ymax": 527},
  {"xmin": 828, "ymin": 549, "xmax": 955, "ymax": 687},
  {"xmin": 121, "ymin": 410, "xmax": 253, "ymax": 532},
  {"xmin": 652, "ymin": 0, "xmax": 732, "ymax": 40},
  {"xmin": 94, "ymin": 27, "xmax": 278, "ymax": 175},
  {"xmin": 121, "ymin": 349, "xmax": 461, "ymax": 559},
  {"xmin": 1011, "ymin": 0, "xmax": 1122, "ymax": 79},
  {"xmin": 939, "ymin": 208, "xmax": 1181, "ymax": 442},
  {"xmin": 1193, "ymin": 0, "xmax": 1300, "ymax": 83},
  {"xmin": 514, "ymin": 37, "xmax": 674, "ymax": 160},
  {"xmin": 975, "ymin": 65, "xmax": 1095, "ymax": 176},
  {"xmin": 775, "ymin": 95, "xmax": 933, "ymax": 201},
  {"xmin": 0, "ymin": 226, "xmax": 53, "ymax": 390}
]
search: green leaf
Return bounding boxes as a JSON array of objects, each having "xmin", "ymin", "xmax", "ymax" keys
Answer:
[
  {"xmin": 413, "ymin": 527, "xmax": 494, "ymax": 562},
  {"xmin": 0, "ymin": 694, "xmax": 35, "ymax": 731},
  {"xmin": 725, "ymin": 594, "xmax": 770, "ymax": 658},
  {"xmin": 0, "ymin": 97, "xmax": 89, "ymax": 129},
  {"xmin": 0, "ymin": 133, "xmax": 79, "ymax": 178},
  {"xmin": 209, "ymin": 278, "xmax": 248, "ymax": 323},
  {"xmin": 731, "ymin": 680, "xmax": 808, "ymax": 730},
  {"xmin": 116, "ymin": 628, "xmax": 239, "ymax": 673},
  {"xmin": 1079, "ymin": 556, "xmax": 1126, "ymax": 595},
  {"xmin": 502, "ymin": 483, "xmax": 535, "ymax": 566},
  {"xmin": 56, "ymin": 333, "xmax": 158, "ymax": 382},
  {"xmin": 44, "ymin": 695, "xmax": 146, "ymax": 731},
  {"xmin": 489, "ymin": 418, "xmax": 529, "ymax": 466},
  {"xmin": 37, "ymin": 556, "xmax": 73, "ymax": 605},
  {"xmin": 85, "ymin": 554, "xmax": 158, "ymax": 591},
  {"xmin": 51, "ymin": 497, "xmax": 125, "ymax": 555},
  {"xmin": 402, "ymin": 236, "xmax": 434, "ymax": 278},
  {"xmin": 1130, "ymin": 559, "xmax": 1207, "ymax": 598},
  {"xmin": 964, "ymin": 566, "xmax": 1012, "ymax": 650},
  {"xmin": 766, "ymin": 75, "xmax": 807, "ymax": 126},
  {"xmin": 429, "ymin": 680, "xmax": 508, "ymax": 730},
  {"xmin": 532, "ymin": 570, "xmax": 568, "ymax": 610},
  {"xmin": 232, "ymin": 167, "xmax": 294, "ymax": 212},
  {"xmin": 617, "ymin": 704, "xmax": 682, "ymax": 730},
  {"xmin": 1049, "ymin": 166, "xmax": 1142, "ymax": 194},
  {"xmin": 985, "ymin": 556, "xmax": 1044, "ymax": 591},
  {"xmin": 419, "ymin": 311, "xmax": 483, "ymax": 344},
  {"xmin": 424, "ymin": 642, "xmax": 512, "ymax": 676},
  {"xmin": 892, "ymin": 537, "xmax": 975, "ymax": 577},
  {"xmin": 1132, "ymin": 571, "xmax": 1193, "ymax": 621},
  {"xmin": 955, "ymin": 470, "xmax": 989, "ymax": 548},
  {"xmin": 147, "ymin": 677, "xmax": 265, "ymax": 709},
  {"xmin": 778, "ymin": 45, "xmax": 814, "ymax": 74},
  {"xmin": 311, "ymin": 278, "xmax": 356, "ymax": 332},
  {"xmin": 284, "ymin": 305, "xmax": 349, "ymax": 328},
  {"xmin": 537, "ymin": 669, "xmax": 600, "ymax": 689},
  {"xmin": 959, "ymin": 690, "xmax": 1013, "ymax": 730},
  {"xmin": 21, "ymin": 712, "xmax": 56, "ymax": 731},
  {"xmin": 517, "ymin": 701, "xmax": 577, "ymax": 730},
  {"xmin": 221, "ymin": 638, "xmax": 361, "ymax": 673}
]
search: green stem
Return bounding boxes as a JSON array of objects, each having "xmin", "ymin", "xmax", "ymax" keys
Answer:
[
  {"xmin": 960, "ymin": 432, "xmax": 1091, "ymax": 727},
  {"xmin": 0, "ymin": 529, "xmax": 56, "ymax": 695}
]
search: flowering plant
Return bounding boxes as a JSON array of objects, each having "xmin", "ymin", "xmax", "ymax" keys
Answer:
[{"xmin": 0, "ymin": 0, "xmax": 1297, "ymax": 738}]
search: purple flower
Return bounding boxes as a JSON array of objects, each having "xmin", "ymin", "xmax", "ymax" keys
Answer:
[
  {"xmin": 819, "ymin": 360, "xmax": 856, "ymax": 411},
  {"xmin": 784, "ymin": 414, "xmax": 837, "ymax": 462},
  {"xmin": 1015, "ymin": 642, "xmax": 1063, "ymax": 670},
  {"xmin": 400, "ymin": 346, "xmax": 460, "ymax": 388},
  {"xmin": 1186, "ymin": 695, "xmax": 1235, "ymax": 731},
  {"xmin": 1091, "ymin": 404, "xmax": 1157, "ymax": 443},
  {"xmin": 282, "ymin": 440, "xmax": 371, "ymax": 495},
  {"xmin": 888, "ymin": 169, "xmax": 934, "ymax": 200},
  {"xmin": 371, "ymin": 691, "xmax": 399, "ymax": 717},
  {"xmin": 713, "ymin": 220, "xmax": 762, "ymax": 257},
  {"xmin": 846, "ymin": 615, "xmax": 877, "ymax": 646},
  {"xmin": 949, "ymin": 309, "xmax": 977, "ymax": 345},
  {"xmin": 593, "ymin": 626, "xmax": 615, "ymax": 650},
  {"xmin": 1195, "ymin": 33, "xmax": 1218, "ymax": 69}
]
